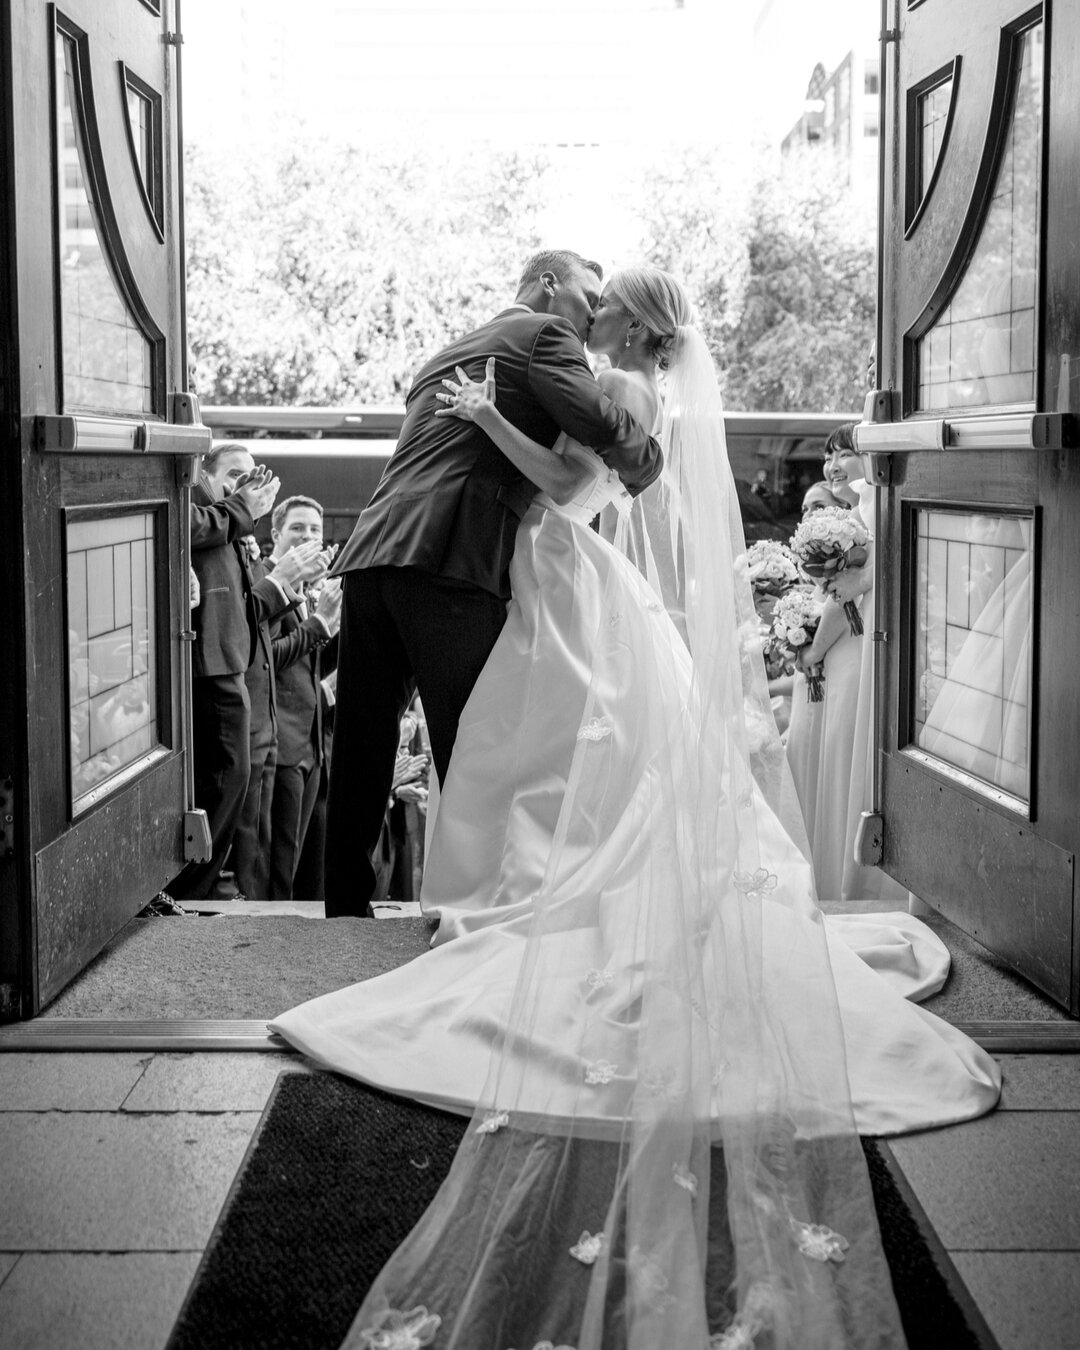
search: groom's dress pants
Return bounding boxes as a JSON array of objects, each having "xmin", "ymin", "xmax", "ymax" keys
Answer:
[{"xmin": 324, "ymin": 566, "xmax": 508, "ymax": 916}]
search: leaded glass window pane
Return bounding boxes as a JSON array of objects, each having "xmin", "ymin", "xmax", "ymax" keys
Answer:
[
  {"xmin": 916, "ymin": 24, "xmax": 1042, "ymax": 411},
  {"xmin": 56, "ymin": 34, "xmax": 153, "ymax": 414},
  {"xmin": 913, "ymin": 509, "xmax": 1032, "ymax": 803},
  {"xmin": 126, "ymin": 84, "xmax": 152, "ymax": 186},
  {"xmin": 918, "ymin": 76, "xmax": 952, "ymax": 206},
  {"xmin": 67, "ymin": 512, "xmax": 160, "ymax": 811}
]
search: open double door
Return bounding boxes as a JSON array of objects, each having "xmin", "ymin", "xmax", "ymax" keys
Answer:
[
  {"xmin": 862, "ymin": 0, "xmax": 1079, "ymax": 1014},
  {"xmin": 1, "ymin": 0, "xmax": 206, "ymax": 1019}
]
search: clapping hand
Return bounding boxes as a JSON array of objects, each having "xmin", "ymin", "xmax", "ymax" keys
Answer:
[
  {"xmin": 434, "ymin": 357, "xmax": 497, "ymax": 423},
  {"xmin": 392, "ymin": 750, "xmax": 430, "ymax": 807},
  {"xmin": 232, "ymin": 465, "xmax": 280, "ymax": 521},
  {"xmin": 314, "ymin": 576, "xmax": 343, "ymax": 633},
  {"xmin": 274, "ymin": 540, "xmax": 336, "ymax": 590}
]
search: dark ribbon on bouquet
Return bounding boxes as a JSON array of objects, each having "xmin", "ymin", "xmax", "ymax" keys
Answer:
[{"xmin": 800, "ymin": 544, "xmax": 869, "ymax": 636}]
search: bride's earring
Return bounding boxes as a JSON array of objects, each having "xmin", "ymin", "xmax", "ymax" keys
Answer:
[{"xmin": 625, "ymin": 333, "xmax": 632, "ymax": 349}]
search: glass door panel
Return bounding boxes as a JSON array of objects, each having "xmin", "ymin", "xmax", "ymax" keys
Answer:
[{"xmin": 911, "ymin": 508, "xmax": 1033, "ymax": 805}]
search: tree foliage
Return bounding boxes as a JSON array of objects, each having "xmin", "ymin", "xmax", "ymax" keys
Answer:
[{"xmin": 185, "ymin": 138, "xmax": 875, "ymax": 413}]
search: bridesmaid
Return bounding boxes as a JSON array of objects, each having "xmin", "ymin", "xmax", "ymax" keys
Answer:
[{"xmin": 787, "ymin": 425, "xmax": 908, "ymax": 904}]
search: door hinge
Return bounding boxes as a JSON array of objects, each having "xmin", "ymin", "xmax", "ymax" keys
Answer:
[
  {"xmin": 164, "ymin": 32, "xmax": 184, "ymax": 46},
  {"xmin": 854, "ymin": 811, "xmax": 884, "ymax": 866},
  {"xmin": 183, "ymin": 808, "xmax": 212, "ymax": 863},
  {"xmin": 0, "ymin": 774, "xmax": 15, "ymax": 858},
  {"xmin": 881, "ymin": 29, "xmax": 899, "ymax": 44},
  {"xmin": 871, "ymin": 630, "xmax": 890, "ymax": 643}
]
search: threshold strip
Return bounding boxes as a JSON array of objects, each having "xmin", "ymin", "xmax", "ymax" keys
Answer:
[
  {"xmin": 0, "ymin": 1018, "xmax": 1078, "ymax": 1053},
  {"xmin": 0, "ymin": 1019, "xmax": 288, "ymax": 1051}
]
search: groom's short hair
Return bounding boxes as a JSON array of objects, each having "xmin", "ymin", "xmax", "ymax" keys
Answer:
[{"xmin": 517, "ymin": 250, "xmax": 603, "ymax": 292}]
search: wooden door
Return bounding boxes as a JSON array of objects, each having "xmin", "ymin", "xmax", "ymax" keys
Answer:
[
  {"xmin": 0, "ymin": 0, "xmax": 209, "ymax": 1018},
  {"xmin": 858, "ymin": 0, "xmax": 1079, "ymax": 1011}
]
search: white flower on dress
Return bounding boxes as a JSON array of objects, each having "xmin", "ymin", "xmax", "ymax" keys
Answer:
[
  {"xmin": 569, "ymin": 1230, "xmax": 606, "ymax": 1265},
  {"xmin": 608, "ymin": 612, "xmax": 622, "ymax": 627},
  {"xmin": 584, "ymin": 965, "xmax": 614, "ymax": 991},
  {"xmin": 475, "ymin": 1110, "xmax": 510, "ymax": 1135},
  {"xmin": 584, "ymin": 1059, "xmax": 618, "ymax": 1085},
  {"xmin": 711, "ymin": 1061, "xmax": 730, "ymax": 1087},
  {"xmin": 733, "ymin": 868, "xmax": 779, "ymax": 902},
  {"xmin": 790, "ymin": 1219, "xmax": 850, "ymax": 1263},
  {"xmin": 356, "ymin": 1305, "xmax": 441, "ymax": 1350},
  {"xmin": 576, "ymin": 715, "xmax": 614, "ymax": 742},
  {"xmin": 672, "ymin": 1163, "xmax": 698, "ymax": 1198}
]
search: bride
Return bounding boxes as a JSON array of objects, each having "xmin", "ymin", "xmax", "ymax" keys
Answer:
[{"xmin": 271, "ymin": 268, "xmax": 999, "ymax": 1349}]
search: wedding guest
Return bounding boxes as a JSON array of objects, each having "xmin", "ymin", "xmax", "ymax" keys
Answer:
[
  {"xmin": 266, "ymin": 497, "xmax": 341, "ymax": 902},
  {"xmin": 230, "ymin": 543, "xmax": 285, "ymax": 902},
  {"xmin": 800, "ymin": 479, "xmax": 846, "ymax": 517},
  {"xmin": 173, "ymin": 445, "xmax": 302, "ymax": 900},
  {"xmin": 371, "ymin": 705, "xmax": 431, "ymax": 909},
  {"xmin": 292, "ymin": 666, "xmax": 336, "ymax": 905},
  {"xmin": 787, "ymin": 425, "xmax": 907, "ymax": 904}
]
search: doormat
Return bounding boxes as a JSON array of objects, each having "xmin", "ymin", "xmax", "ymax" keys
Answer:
[
  {"xmin": 39, "ymin": 910, "xmax": 1072, "ymax": 1025},
  {"xmin": 166, "ymin": 1073, "xmax": 997, "ymax": 1350},
  {"xmin": 40, "ymin": 916, "xmax": 437, "ymax": 1020}
]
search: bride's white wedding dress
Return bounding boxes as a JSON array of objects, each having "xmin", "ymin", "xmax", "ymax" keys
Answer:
[
  {"xmin": 273, "ymin": 322, "xmax": 1001, "ymax": 1345},
  {"xmin": 270, "ymin": 450, "xmax": 999, "ymax": 1139}
]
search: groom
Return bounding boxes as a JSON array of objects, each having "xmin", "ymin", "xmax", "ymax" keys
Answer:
[{"xmin": 322, "ymin": 249, "xmax": 664, "ymax": 916}]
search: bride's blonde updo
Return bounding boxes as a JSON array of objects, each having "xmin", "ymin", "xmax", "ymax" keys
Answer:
[{"xmin": 604, "ymin": 266, "xmax": 693, "ymax": 370}]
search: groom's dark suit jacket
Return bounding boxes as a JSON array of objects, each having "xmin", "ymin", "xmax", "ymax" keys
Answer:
[{"xmin": 330, "ymin": 307, "xmax": 663, "ymax": 599}]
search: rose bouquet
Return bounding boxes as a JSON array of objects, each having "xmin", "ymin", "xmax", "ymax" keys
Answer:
[
  {"xmin": 744, "ymin": 539, "xmax": 801, "ymax": 600},
  {"xmin": 789, "ymin": 506, "xmax": 871, "ymax": 636},
  {"xmin": 739, "ymin": 540, "xmax": 802, "ymax": 678},
  {"xmin": 772, "ymin": 586, "xmax": 827, "ymax": 702}
]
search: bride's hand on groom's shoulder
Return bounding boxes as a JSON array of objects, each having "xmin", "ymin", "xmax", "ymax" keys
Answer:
[{"xmin": 434, "ymin": 357, "xmax": 497, "ymax": 424}]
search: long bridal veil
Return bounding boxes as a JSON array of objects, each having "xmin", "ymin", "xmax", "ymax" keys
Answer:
[{"xmin": 343, "ymin": 329, "xmax": 907, "ymax": 1349}]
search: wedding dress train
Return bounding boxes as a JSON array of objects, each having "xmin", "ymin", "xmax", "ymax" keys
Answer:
[
  {"xmin": 271, "ymin": 332, "xmax": 999, "ymax": 1347},
  {"xmin": 271, "ymin": 472, "xmax": 999, "ymax": 1141}
]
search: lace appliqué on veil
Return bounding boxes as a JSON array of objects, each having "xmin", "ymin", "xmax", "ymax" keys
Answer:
[
  {"xmin": 709, "ymin": 1282, "xmax": 777, "ymax": 1350},
  {"xmin": 475, "ymin": 1109, "xmax": 509, "ymax": 1135},
  {"xmin": 638, "ymin": 1064, "xmax": 676, "ymax": 1098},
  {"xmin": 505, "ymin": 1342, "xmax": 577, "ymax": 1350},
  {"xmin": 356, "ymin": 1305, "xmax": 441, "ymax": 1350},
  {"xmin": 791, "ymin": 1219, "xmax": 850, "ymax": 1263},
  {"xmin": 733, "ymin": 868, "xmax": 779, "ymax": 901},
  {"xmin": 584, "ymin": 1059, "xmax": 618, "ymax": 1085},
  {"xmin": 672, "ymin": 1162, "xmax": 698, "ymax": 1198},
  {"xmin": 627, "ymin": 1245, "xmax": 676, "ymax": 1313},
  {"xmin": 569, "ymin": 1230, "xmax": 606, "ymax": 1265},
  {"xmin": 583, "ymin": 964, "xmax": 614, "ymax": 990},
  {"xmin": 576, "ymin": 715, "xmax": 613, "ymax": 742}
]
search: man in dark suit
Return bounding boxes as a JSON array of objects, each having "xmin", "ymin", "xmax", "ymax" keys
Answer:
[
  {"xmin": 173, "ymin": 446, "xmax": 324, "ymax": 900},
  {"xmin": 265, "ymin": 496, "xmax": 342, "ymax": 901},
  {"xmin": 324, "ymin": 248, "xmax": 664, "ymax": 916},
  {"xmin": 231, "ymin": 535, "xmax": 283, "ymax": 902}
]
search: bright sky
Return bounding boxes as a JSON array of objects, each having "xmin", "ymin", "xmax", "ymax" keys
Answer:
[
  {"xmin": 179, "ymin": 0, "xmax": 878, "ymax": 150},
  {"xmin": 178, "ymin": 0, "xmax": 878, "ymax": 260}
]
